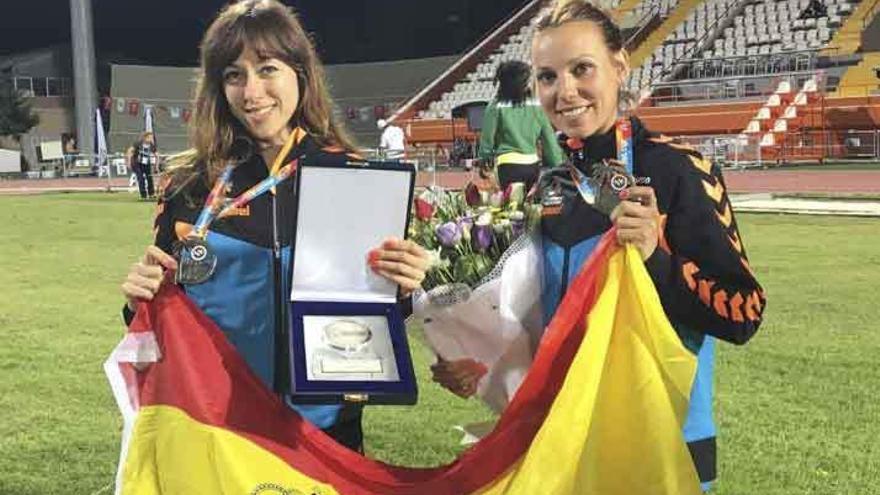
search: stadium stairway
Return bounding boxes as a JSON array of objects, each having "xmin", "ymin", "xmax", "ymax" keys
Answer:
[
  {"xmin": 628, "ymin": 0, "xmax": 704, "ymax": 68},
  {"xmin": 824, "ymin": 0, "xmax": 880, "ymax": 54},
  {"xmin": 831, "ymin": 51, "xmax": 880, "ymax": 95},
  {"xmin": 743, "ymin": 76, "xmax": 826, "ymax": 160}
]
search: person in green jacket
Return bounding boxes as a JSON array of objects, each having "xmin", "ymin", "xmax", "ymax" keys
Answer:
[{"xmin": 479, "ymin": 60, "xmax": 564, "ymax": 191}]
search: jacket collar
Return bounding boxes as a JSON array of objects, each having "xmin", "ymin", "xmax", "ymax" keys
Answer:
[{"xmin": 559, "ymin": 116, "xmax": 651, "ymax": 166}]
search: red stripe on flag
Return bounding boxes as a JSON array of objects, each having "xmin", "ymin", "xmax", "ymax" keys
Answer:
[{"xmin": 128, "ymin": 232, "xmax": 619, "ymax": 493}]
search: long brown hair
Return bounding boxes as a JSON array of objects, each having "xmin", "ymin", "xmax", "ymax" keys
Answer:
[{"xmin": 167, "ymin": 0, "xmax": 357, "ymax": 187}]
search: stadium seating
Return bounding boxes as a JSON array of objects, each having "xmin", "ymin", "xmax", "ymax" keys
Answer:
[{"xmin": 401, "ymin": 0, "xmax": 880, "ymax": 163}]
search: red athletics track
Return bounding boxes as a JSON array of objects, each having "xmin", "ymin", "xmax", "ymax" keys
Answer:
[
  {"xmin": 415, "ymin": 169, "xmax": 880, "ymax": 194},
  {"xmin": 1, "ymin": 169, "xmax": 879, "ymax": 194}
]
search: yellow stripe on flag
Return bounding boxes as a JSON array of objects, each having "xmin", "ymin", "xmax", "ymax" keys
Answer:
[
  {"xmin": 122, "ymin": 405, "xmax": 339, "ymax": 495},
  {"xmin": 477, "ymin": 245, "xmax": 700, "ymax": 494},
  {"xmin": 116, "ymin": 244, "xmax": 700, "ymax": 494}
]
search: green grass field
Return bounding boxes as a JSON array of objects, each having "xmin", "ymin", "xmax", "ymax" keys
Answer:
[{"xmin": 0, "ymin": 193, "xmax": 878, "ymax": 494}]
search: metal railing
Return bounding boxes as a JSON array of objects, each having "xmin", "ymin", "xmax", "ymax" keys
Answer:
[
  {"xmin": 776, "ymin": 129, "xmax": 880, "ymax": 161},
  {"xmin": 646, "ymin": 69, "xmax": 829, "ymax": 105},
  {"xmin": 673, "ymin": 133, "xmax": 765, "ymax": 168},
  {"xmin": 636, "ymin": 0, "xmax": 746, "ymax": 91},
  {"xmin": 359, "ymin": 144, "xmax": 467, "ymax": 171},
  {"xmin": 668, "ymin": 130, "xmax": 880, "ymax": 166},
  {"xmin": 666, "ymin": 48, "xmax": 828, "ymax": 84},
  {"xmin": 862, "ymin": 0, "xmax": 880, "ymax": 29}
]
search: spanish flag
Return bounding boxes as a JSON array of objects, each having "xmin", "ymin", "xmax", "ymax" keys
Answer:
[{"xmin": 105, "ymin": 233, "xmax": 701, "ymax": 494}]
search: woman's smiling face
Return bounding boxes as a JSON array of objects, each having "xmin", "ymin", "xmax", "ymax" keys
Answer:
[
  {"xmin": 222, "ymin": 46, "xmax": 300, "ymax": 148},
  {"xmin": 531, "ymin": 20, "xmax": 629, "ymax": 138}
]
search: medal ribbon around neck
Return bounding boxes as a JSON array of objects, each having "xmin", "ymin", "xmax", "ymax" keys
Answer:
[
  {"xmin": 190, "ymin": 130, "xmax": 302, "ymax": 240},
  {"xmin": 566, "ymin": 116, "xmax": 634, "ymax": 206}
]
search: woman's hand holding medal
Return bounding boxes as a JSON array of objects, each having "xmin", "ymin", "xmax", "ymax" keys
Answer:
[
  {"xmin": 121, "ymin": 245, "xmax": 178, "ymax": 311},
  {"xmin": 611, "ymin": 186, "xmax": 661, "ymax": 261}
]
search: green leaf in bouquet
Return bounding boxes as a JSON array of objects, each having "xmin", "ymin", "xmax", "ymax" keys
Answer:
[
  {"xmin": 452, "ymin": 254, "xmax": 483, "ymax": 287},
  {"xmin": 473, "ymin": 253, "xmax": 493, "ymax": 280}
]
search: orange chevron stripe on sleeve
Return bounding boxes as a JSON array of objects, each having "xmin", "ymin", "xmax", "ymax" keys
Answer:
[
  {"xmin": 697, "ymin": 279, "xmax": 715, "ymax": 306},
  {"xmin": 174, "ymin": 221, "xmax": 194, "ymax": 241},
  {"xmin": 688, "ymin": 155, "xmax": 712, "ymax": 175},
  {"xmin": 682, "ymin": 262, "xmax": 699, "ymax": 291},
  {"xmin": 729, "ymin": 231, "xmax": 743, "ymax": 253},
  {"xmin": 729, "ymin": 292, "xmax": 745, "ymax": 323},
  {"xmin": 152, "ymin": 203, "xmax": 166, "ymax": 239},
  {"xmin": 702, "ymin": 179, "xmax": 724, "ymax": 204},
  {"xmin": 657, "ymin": 214, "xmax": 671, "ymax": 254},
  {"xmin": 713, "ymin": 290, "xmax": 729, "ymax": 319},
  {"xmin": 716, "ymin": 203, "xmax": 733, "ymax": 227},
  {"xmin": 744, "ymin": 291, "xmax": 762, "ymax": 321}
]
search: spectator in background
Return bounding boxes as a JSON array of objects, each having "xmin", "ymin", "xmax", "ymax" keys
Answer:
[
  {"xmin": 478, "ymin": 60, "xmax": 564, "ymax": 191},
  {"xmin": 802, "ymin": 0, "xmax": 827, "ymax": 18},
  {"xmin": 377, "ymin": 118, "xmax": 406, "ymax": 160},
  {"xmin": 451, "ymin": 137, "xmax": 475, "ymax": 169},
  {"xmin": 433, "ymin": 142, "xmax": 450, "ymax": 167},
  {"xmin": 129, "ymin": 131, "xmax": 157, "ymax": 199},
  {"xmin": 60, "ymin": 134, "xmax": 77, "ymax": 175}
]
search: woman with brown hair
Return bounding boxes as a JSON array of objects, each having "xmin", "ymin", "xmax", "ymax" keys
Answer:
[
  {"xmin": 119, "ymin": 0, "xmax": 429, "ymax": 452},
  {"xmin": 434, "ymin": 1, "xmax": 766, "ymax": 490}
]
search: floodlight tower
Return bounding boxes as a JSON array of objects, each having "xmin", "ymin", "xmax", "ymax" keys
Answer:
[{"xmin": 70, "ymin": 0, "xmax": 98, "ymax": 162}]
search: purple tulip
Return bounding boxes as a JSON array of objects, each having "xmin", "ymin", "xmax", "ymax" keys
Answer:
[
  {"xmin": 435, "ymin": 221, "xmax": 462, "ymax": 247},
  {"xmin": 511, "ymin": 219, "xmax": 525, "ymax": 237},
  {"xmin": 473, "ymin": 224, "xmax": 493, "ymax": 251},
  {"xmin": 509, "ymin": 210, "xmax": 525, "ymax": 237}
]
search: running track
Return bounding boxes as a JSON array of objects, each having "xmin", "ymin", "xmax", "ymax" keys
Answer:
[{"xmin": 1, "ymin": 169, "xmax": 879, "ymax": 194}]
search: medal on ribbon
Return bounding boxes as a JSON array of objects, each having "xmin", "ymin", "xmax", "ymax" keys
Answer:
[
  {"xmin": 175, "ymin": 237, "xmax": 218, "ymax": 285},
  {"xmin": 566, "ymin": 117, "xmax": 650, "ymax": 216},
  {"xmin": 173, "ymin": 137, "xmax": 300, "ymax": 285}
]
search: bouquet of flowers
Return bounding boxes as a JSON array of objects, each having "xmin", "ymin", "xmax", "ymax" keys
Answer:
[
  {"xmin": 411, "ymin": 182, "xmax": 540, "ymax": 291},
  {"xmin": 409, "ymin": 181, "xmax": 545, "ymax": 414}
]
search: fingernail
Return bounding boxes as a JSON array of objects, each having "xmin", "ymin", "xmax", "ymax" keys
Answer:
[
  {"xmin": 367, "ymin": 250, "xmax": 380, "ymax": 264},
  {"xmin": 618, "ymin": 189, "xmax": 630, "ymax": 200}
]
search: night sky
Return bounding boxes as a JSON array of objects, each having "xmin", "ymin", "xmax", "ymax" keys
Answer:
[{"xmin": 0, "ymin": 0, "xmax": 529, "ymax": 65}]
